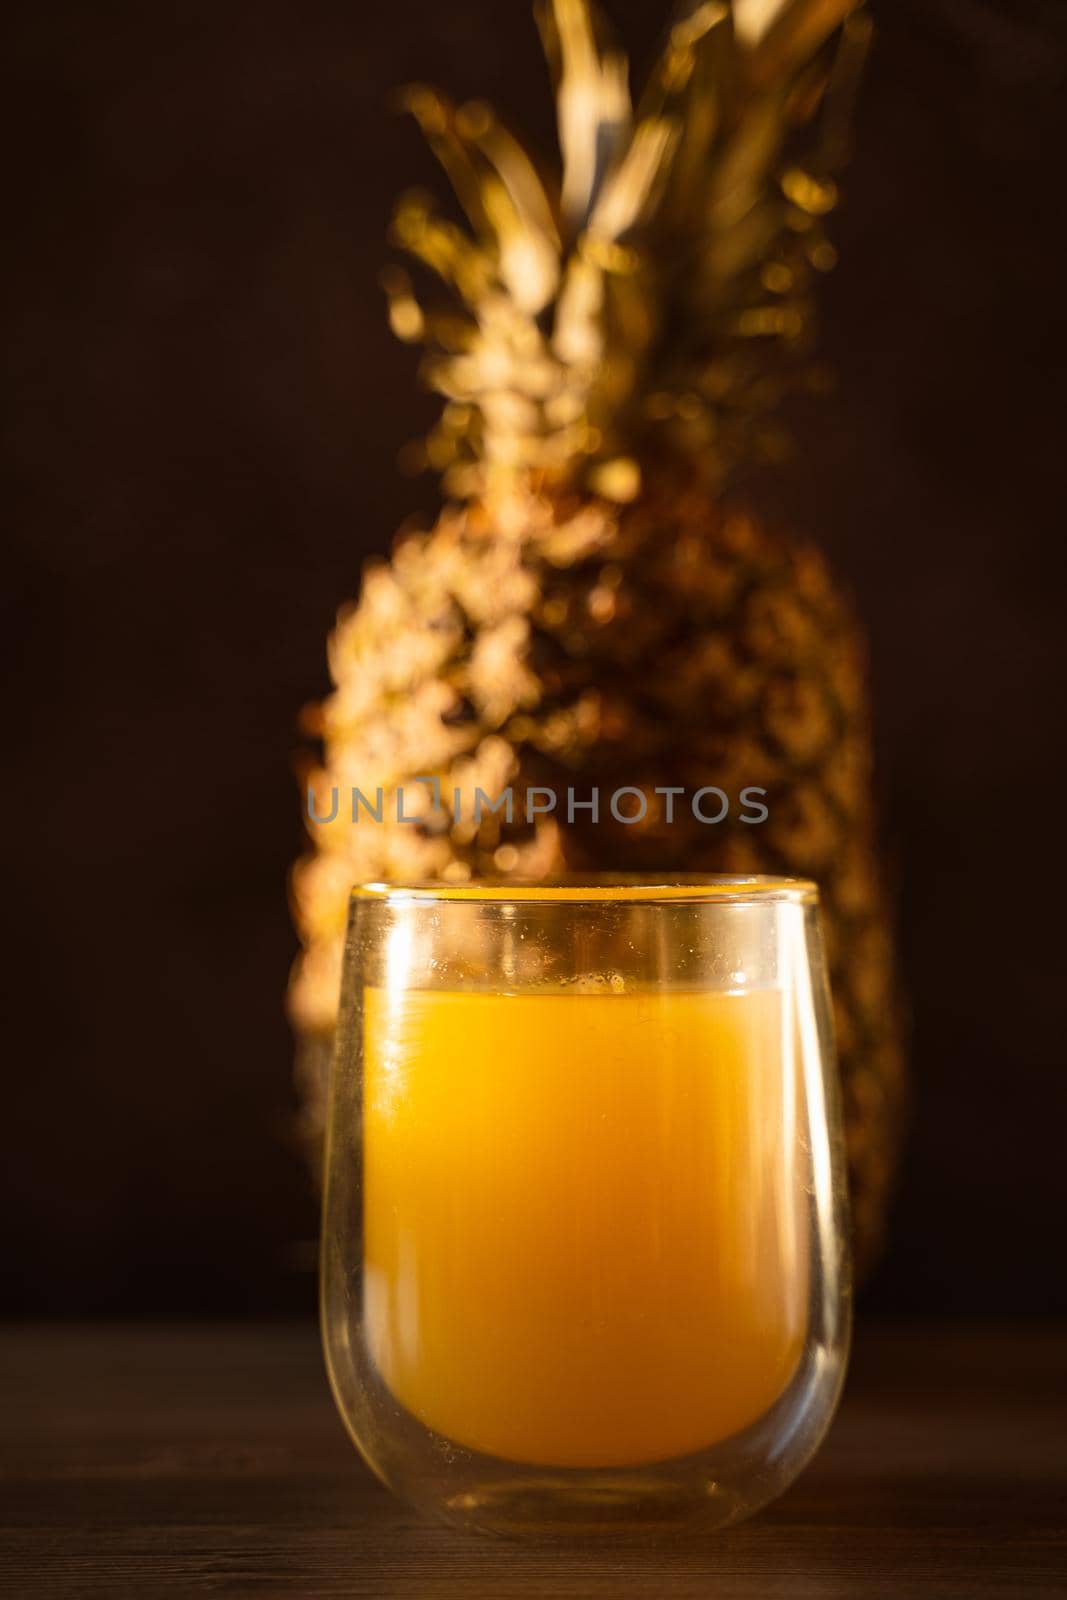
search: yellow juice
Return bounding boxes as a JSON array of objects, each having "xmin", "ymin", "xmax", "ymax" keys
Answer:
[{"xmin": 362, "ymin": 985, "xmax": 808, "ymax": 1469}]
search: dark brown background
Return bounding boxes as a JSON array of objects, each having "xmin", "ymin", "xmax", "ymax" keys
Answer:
[{"xmin": 4, "ymin": 0, "xmax": 1065, "ymax": 1318}]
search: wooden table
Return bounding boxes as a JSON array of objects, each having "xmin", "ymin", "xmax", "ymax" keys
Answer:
[{"xmin": 2, "ymin": 1321, "xmax": 1064, "ymax": 1597}]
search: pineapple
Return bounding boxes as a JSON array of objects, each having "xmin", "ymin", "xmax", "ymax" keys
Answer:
[{"xmin": 290, "ymin": 0, "xmax": 904, "ymax": 1273}]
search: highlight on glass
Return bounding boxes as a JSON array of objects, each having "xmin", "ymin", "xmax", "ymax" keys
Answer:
[{"xmin": 320, "ymin": 877, "xmax": 850, "ymax": 1538}]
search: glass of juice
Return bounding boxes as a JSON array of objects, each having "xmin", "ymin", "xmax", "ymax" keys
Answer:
[{"xmin": 321, "ymin": 877, "xmax": 850, "ymax": 1538}]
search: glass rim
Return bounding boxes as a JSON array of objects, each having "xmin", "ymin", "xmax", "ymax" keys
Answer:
[{"xmin": 351, "ymin": 874, "xmax": 818, "ymax": 907}]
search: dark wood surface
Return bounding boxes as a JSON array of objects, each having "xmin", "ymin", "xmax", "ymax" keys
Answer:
[{"xmin": 2, "ymin": 1321, "xmax": 1064, "ymax": 1597}]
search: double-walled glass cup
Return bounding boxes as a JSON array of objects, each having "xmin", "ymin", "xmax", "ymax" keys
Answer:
[{"xmin": 321, "ymin": 878, "xmax": 850, "ymax": 1538}]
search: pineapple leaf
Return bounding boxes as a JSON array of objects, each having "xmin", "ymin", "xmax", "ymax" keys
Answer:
[
  {"xmin": 535, "ymin": 0, "xmax": 633, "ymax": 231},
  {"xmin": 453, "ymin": 103, "xmax": 562, "ymax": 313},
  {"xmin": 744, "ymin": 0, "xmax": 862, "ymax": 88},
  {"xmin": 399, "ymin": 86, "xmax": 497, "ymax": 242},
  {"xmin": 400, "ymin": 91, "xmax": 560, "ymax": 315},
  {"xmin": 816, "ymin": 9, "xmax": 873, "ymax": 170},
  {"xmin": 456, "ymin": 104, "xmax": 561, "ymax": 250},
  {"xmin": 587, "ymin": 117, "xmax": 682, "ymax": 242},
  {"xmin": 648, "ymin": 3, "xmax": 736, "ymax": 223},
  {"xmin": 390, "ymin": 193, "xmax": 495, "ymax": 309}
]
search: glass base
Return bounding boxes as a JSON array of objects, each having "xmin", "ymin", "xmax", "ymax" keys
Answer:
[
  {"xmin": 440, "ymin": 1473, "xmax": 746, "ymax": 1541},
  {"xmin": 329, "ymin": 1332, "xmax": 847, "ymax": 1541}
]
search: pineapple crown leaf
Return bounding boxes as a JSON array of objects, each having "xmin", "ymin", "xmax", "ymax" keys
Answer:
[
  {"xmin": 534, "ymin": 0, "xmax": 633, "ymax": 229},
  {"xmin": 386, "ymin": 0, "xmax": 870, "ymax": 499}
]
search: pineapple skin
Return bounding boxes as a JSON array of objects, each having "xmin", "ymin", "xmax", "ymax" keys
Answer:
[{"xmin": 291, "ymin": 479, "xmax": 905, "ymax": 1277}]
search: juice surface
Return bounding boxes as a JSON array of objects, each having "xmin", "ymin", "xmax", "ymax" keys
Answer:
[{"xmin": 362, "ymin": 985, "xmax": 808, "ymax": 1468}]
